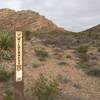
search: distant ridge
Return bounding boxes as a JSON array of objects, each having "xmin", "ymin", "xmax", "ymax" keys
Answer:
[{"xmin": 80, "ymin": 24, "xmax": 100, "ymax": 33}]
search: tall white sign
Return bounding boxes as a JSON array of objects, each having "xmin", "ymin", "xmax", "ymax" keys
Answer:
[{"xmin": 16, "ymin": 31, "xmax": 23, "ymax": 82}]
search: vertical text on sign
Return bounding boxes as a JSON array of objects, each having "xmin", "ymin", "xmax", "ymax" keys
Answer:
[{"xmin": 16, "ymin": 31, "xmax": 22, "ymax": 82}]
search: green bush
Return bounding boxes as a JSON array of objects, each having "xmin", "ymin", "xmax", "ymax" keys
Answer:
[
  {"xmin": 31, "ymin": 74, "xmax": 61, "ymax": 100},
  {"xmin": 34, "ymin": 47, "xmax": 49, "ymax": 61},
  {"xmin": 76, "ymin": 46, "xmax": 88, "ymax": 54},
  {"xmin": 25, "ymin": 31, "xmax": 33, "ymax": 40},
  {"xmin": 0, "ymin": 65, "xmax": 11, "ymax": 82},
  {"xmin": 0, "ymin": 31, "xmax": 12, "ymax": 50},
  {"xmin": 77, "ymin": 46, "xmax": 89, "ymax": 69},
  {"xmin": 78, "ymin": 54, "xmax": 89, "ymax": 69}
]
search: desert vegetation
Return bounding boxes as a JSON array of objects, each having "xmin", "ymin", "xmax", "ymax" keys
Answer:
[
  {"xmin": 0, "ymin": 50, "xmax": 13, "ymax": 60},
  {"xmin": 0, "ymin": 31, "xmax": 12, "ymax": 50},
  {"xmin": 58, "ymin": 61, "xmax": 67, "ymax": 66},
  {"xmin": 0, "ymin": 31, "xmax": 14, "ymax": 60},
  {"xmin": 0, "ymin": 64, "xmax": 11, "ymax": 82},
  {"xmin": 25, "ymin": 31, "xmax": 33, "ymax": 40},
  {"xmin": 26, "ymin": 74, "xmax": 61, "ymax": 100},
  {"xmin": 4, "ymin": 89, "xmax": 14, "ymax": 100},
  {"xmin": 76, "ymin": 45, "xmax": 89, "ymax": 68},
  {"xmin": 34, "ymin": 47, "xmax": 49, "ymax": 61}
]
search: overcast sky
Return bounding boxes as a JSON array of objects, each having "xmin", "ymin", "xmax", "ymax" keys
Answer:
[{"xmin": 0, "ymin": 0, "xmax": 100, "ymax": 32}]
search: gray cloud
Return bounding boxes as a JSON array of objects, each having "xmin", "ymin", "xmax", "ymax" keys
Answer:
[{"xmin": 0, "ymin": 0, "xmax": 100, "ymax": 32}]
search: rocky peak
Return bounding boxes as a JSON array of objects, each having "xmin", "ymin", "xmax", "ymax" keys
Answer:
[{"xmin": 0, "ymin": 9, "xmax": 58, "ymax": 33}]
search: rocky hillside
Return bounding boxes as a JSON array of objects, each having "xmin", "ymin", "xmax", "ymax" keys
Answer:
[
  {"xmin": 0, "ymin": 8, "xmax": 60, "ymax": 33},
  {"xmin": 34, "ymin": 24, "xmax": 100, "ymax": 49},
  {"xmin": 82, "ymin": 24, "xmax": 100, "ymax": 33}
]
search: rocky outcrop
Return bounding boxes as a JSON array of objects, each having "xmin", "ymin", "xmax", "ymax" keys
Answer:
[{"xmin": 0, "ymin": 9, "xmax": 58, "ymax": 33}]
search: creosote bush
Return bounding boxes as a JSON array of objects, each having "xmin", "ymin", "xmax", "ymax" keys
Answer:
[
  {"xmin": 0, "ymin": 31, "xmax": 12, "ymax": 50},
  {"xmin": 79, "ymin": 54, "xmax": 89, "ymax": 68},
  {"xmin": 76, "ymin": 46, "xmax": 89, "ymax": 69},
  {"xmin": 76, "ymin": 45, "xmax": 88, "ymax": 54},
  {"xmin": 25, "ymin": 31, "xmax": 33, "ymax": 40},
  {"xmin": 31, "ymin": 74, "xmax": 61, "ymax": 100},
  {"xmin": 34, "ymin": 47, "xmax": 49, "ymax": 61}
]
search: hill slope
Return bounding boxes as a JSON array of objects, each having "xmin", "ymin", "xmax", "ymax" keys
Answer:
[
  {"xmin": 0, "ymin": 8, "xmax": 59, "ymax": 33},
  {"xmin": 82, "ymin": 24, "xmax": 100, "ymax": 33}
]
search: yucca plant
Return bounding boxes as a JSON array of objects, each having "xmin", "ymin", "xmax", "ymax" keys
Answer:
[{"xmin": 0, "ymin": 31, "xmax": 12, "ymax": 50}]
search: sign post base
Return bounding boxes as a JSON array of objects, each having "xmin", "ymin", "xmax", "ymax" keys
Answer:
[{"xmin": 15, "ymin": 82, "xmax": 25, "ymax": 100}]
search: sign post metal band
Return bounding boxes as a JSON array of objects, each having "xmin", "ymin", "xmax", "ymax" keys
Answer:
[{"xmin": 15, "ymin": 31, "xmax": 25, "ymax": 100}]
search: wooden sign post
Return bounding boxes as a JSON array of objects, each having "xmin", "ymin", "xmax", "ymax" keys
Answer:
[{"xmin": 15, "ymin": 31, "xmax": 25, "ymax": 100}]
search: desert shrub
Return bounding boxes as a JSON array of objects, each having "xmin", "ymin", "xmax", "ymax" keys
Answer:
[
  {"xmin": 78, "ymin": 61, "xmax": 88, "ymax": 69},
  {"xmin": 80, "ymin": 54, "xmax": 88, "ymax": 62},
  {"xmin": 34, "ymin": 47, "xmax": 49, "ymax": 61},
  {"xmin": 72, "ymin": 83, "xmax": 81, "ymax": 89},
  {"xmin": 32, "ymin": 63, "xmax": 41, "ymax": 68},
  {"xmin": 77, "ymin": 46, "xmax": 89, "ymax": 69},
  {"xmin": 25, "ymin": 31, "xmax": 33, "ymax": 40},
  {"xmin": 0, "ymin": 31, "xmax": 12, "ymax": 50},
  {"xmin": 58, "ymin": 61, "xmax": 67, "ymax": 66},
  {"xmin": 76, "ymin": 46, "xmax": 88, "ymax": 54},
  {"xmin": 0, "ymin": 50, "xmax": 13, "ymax": 60},
  {"xmin": 38, "ymin": 57, "xmax": 46, "ymax": 61},
  {"xmin": 78, "ymin": 55, "xmax": 89, "ymax": 69},
  {"xmin": 31, "ymin": 74, "xmax": 61, "ymax": 100},
  {"xmin": 57, "ymin": 74, "xmax": 70, "ymax": 84},
  {"xmin": 4, "ymin": 89, "xmax": 14, "ymax": 100},
  {"xmin": 86, "ymin": 68, "xmax": 100, "ymax": 77},
  {"xmin": 0, "ymin": 65, "xmax": 11, "ymax": 82},
  {"xmin": 66, "ymin": 55, "xmax": 71, "ymax": 59},
  {"xmin": 97, "ymin": 47, "xmax": 100, "ymax": 53}
]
